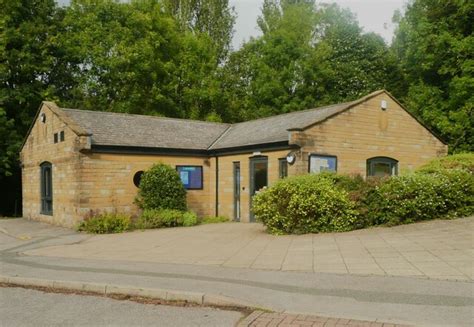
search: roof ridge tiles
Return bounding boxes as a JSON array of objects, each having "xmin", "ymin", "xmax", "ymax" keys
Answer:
[{"xmin": 61, "ymin": 108, "xmax": 231, "ymax": 127}]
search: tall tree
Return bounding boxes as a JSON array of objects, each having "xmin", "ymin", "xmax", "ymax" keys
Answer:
[
  {"xmin": 317, "ymin": 4, "xmax": 396, "ymax": 101},
  {"xmin": 57, "ymin": 0, "xmax": 184, "ymax": 116},
  {"xmin": 161, "ymin": 0, "xmax": 235, "ymax": 63},
  {"xmin": 0, "ymin": 0, "xmax": 63, "ymax": 157},
  {"xmin": 0, "ymin": 0, "xmax": 63, "ymax": 215},
  {"xmin": 57, "ymin": 0, "xmax": 225, "ymax": 120},
  {"xmin": 220, "ymin": 0, "xmax": 395, "ymax": 121},
  {"xmin": 392, "ymin": 0, "xmax": 473, "ymax": 152}
]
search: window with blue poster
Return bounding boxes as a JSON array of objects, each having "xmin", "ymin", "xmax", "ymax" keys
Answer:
[
  {"xmin": 308, "ymin": 154, "xmax": 337, "ymax": 173},
  {"xmin": 176, "ymin": 166, "xmax": 203, "ymax": 190}
]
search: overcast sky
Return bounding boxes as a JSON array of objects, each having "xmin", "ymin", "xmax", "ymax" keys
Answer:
[{"xmin": 230, "ymin": 0, "xmax": 408, "ymax": 48}]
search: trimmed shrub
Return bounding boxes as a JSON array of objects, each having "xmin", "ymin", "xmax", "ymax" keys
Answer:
[
  {"xmin": 78, "ymin": 213, "xmax": 131, "ymax": 234},
  {"xmin": 134, "ymin": 209, "xmax": 198, "ymax": 229},
  {"xmin": 307, "ymin": 172, "xmax": 383, "ymax": 229},
  {"xmin": 136, "ymin": 163, "xmax": 187, "ymax": 211},
  {"xmin": 316, "ymin": 171, "xmax": 367, "ymax": 192},
  {"xmin": 417, "ymin": 153, "xmax": 474, "ymax": 173},
  {"xmin": 182, "ymin": 211, "xmax": 198, "ymax": 226},
  {"xmin": 157, "ymin": 209, "xmax": 186, "ymax": 227},
  {"xmin": 365, "ymin": 169, "xmax": 474, "ymax": 226},
  {"xmin": 134, "ymin": 208, "xmax": 165, "ymax": 229},
  {"xmin": 252, "ymin": 174, "xmax": 358, "ymax": 234},
  {"xmin": 200, "ymin": 215, "xmax": 229, "ymax": 224}
]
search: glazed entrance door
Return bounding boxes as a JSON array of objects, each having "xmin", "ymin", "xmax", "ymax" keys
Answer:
[{"xmin": 249, "ymin": 156, "xmax": 268, "ymax": 222}]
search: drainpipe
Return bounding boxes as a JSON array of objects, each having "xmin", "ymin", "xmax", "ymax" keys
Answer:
[{"xmin": 215, "ymin": 156, "xmax": 219, "ymax": 217}]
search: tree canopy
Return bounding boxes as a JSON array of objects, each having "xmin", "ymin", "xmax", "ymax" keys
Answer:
[{"xmin": 391, "ymin": 0, "xmax": 473, "ymax": 152}]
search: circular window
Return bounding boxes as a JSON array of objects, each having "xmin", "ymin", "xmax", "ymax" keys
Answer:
[{"xmin": 133, "ymin": 171, "xmax": 144, "ymax": 187}]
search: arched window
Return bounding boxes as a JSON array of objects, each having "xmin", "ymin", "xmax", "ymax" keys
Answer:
[
  {"xmin": 133, "ymin": 171, "xmax": 144, "ymax": 187},
  {"xmin": 367, "ymin": 157, "xmax": 398, "ymax": 177},
  {"xmin": 40, "ymin": 162, "xmax": 53, "ymax": 215}
]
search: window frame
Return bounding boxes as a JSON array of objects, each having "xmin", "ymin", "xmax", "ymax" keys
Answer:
[
  {"xmin": 366, "ymin": 156, "xmax": 398, "ymax": 177},
  {"xmin": 308, "ymin": 153, "xmax": 338, "ymax": 174},
  {"xmin": 40, "ymin": 162, "xmax": 53, "ymax": 215},
  {"xmin": 176, "ymin": 165, "xmax": 204, "ymax": 190},
  {"xmin": 278, "ymin": 158, "xmax": 288, "ymax": 179},
  {"xmin": 59, "ymin": 131, "xmax": 65, "ymax": 142}
]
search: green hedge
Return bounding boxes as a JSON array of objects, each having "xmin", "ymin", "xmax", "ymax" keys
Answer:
[
  {"xmin": 78, "ymin": 213, "xmax": 131, "ymax": 234},
  {"xmin": 253, "ymin": 154, "xmax": 474, "ymax": 235},
  {"xmin": 312, "ymin": 172, "xmax": 383, "ymax": 229},
  {"xmin": 417, "ymin": 153, "xmax": 474, "ymax": 173},
  {"xmin": 365, "ymin": 169, "xmax": 474, "ymax": 226},
  {"xmin": 136, "ymin": 163, "xmax": 187, "ymax": 211},
  {"xmin": 252, "ymin": 174, "xmax": 358, "ymax": 234},
  {"xmin": 78, "ymin": 210, "xmax": 229, "ymax": 233},
  {"xmin": 134, "ymin": 209, "xmax": 198, "ymax": 229}
]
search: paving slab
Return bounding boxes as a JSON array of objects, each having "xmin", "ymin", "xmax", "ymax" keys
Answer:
[{"xmin": 15, "ymin": 216, "xmax": 474, "ymax": 281}]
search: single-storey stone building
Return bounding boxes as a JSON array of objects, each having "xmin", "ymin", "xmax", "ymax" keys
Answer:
[{"xmin": 20, "ymin": 90, "xmax": 447, "ymax": 227}]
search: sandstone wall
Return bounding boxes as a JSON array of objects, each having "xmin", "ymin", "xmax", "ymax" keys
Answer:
[{"xmin": 290, "ymin": 92, "xmax": 448, "ymax": 176}]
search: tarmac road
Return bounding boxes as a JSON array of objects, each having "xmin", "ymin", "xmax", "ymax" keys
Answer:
[{"xmin": 0, "ymin": 286, "xmax": 243, "ymax": 327}]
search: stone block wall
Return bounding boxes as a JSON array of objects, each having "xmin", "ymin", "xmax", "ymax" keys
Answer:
[
  {"xmin": 21, "ymin": 105, "xmax": 84, "ymax": 227},
  {"xmin": 77, "ymin": 153, "xmax": 215, "ymax": 219},
  {"xmin": 289, "ymin": 93, "xmax": 448, "ymax": 176}
]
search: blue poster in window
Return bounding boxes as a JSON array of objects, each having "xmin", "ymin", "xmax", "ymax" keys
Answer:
[
  {"xmin": 309, "ymin": 155, "xmax": 337, "ymax": 173},
  {"xmin": 176, "ymin": 166, "xmax": 203, "ymax": 189}
]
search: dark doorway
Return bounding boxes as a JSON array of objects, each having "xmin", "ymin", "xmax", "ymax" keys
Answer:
[
  {"xmin": 233, "ymin": 162, "xmax": 241, "ymax": 222},
  {"xmin": 40, "ymin": 162, "xmax": 53, "ymax": 215},
  {"xmin": 249, "ymin": 156, "xmax": 268, "ymax": 222}
]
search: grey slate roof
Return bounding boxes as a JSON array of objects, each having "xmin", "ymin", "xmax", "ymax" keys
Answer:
[
  {"xmin": 62, "ymin": 109, "xmax": 230, "ymax": 150},
  {"xmin": 209, "ymin": 101, "xmax": 357, "ymax": 149},
  {"xmin": 60, "ymin": 90, "xmax": 384, "ymax": 151}
]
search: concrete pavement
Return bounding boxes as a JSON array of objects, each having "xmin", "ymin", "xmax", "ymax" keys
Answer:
[
  {"xmin": 0, "ymin": 218, "xmax": 473, "ymax": 326},
  {"xmin": 22, "ymin": 217, "xmax": 474, "ymax": 281}
]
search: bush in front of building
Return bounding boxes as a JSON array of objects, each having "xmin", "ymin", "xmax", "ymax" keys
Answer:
[
  {"xmin": 136, "ymin": 163, "xmax": 187, "ymax": 211},
  {"xmin": 252, "ymin": 174, "xmax": 358, "ymax": 235},
  {"xmin": 78, "ymin": 212, "xmax": 132, "ymax": 234},
  {"xmin": 253, "ymin": 155, "xmax": 474, "ymax": 234},
  {"xmin": 364, "ymin": 168, "xmax": 474, "ymax": 226},
  {"xmin": 416, "ymin": 152, "xmax": 474, "ymax": 173},
  {"xmin": 182, "ymin": 211, "xmax": 199, "ymax": 226},
  {"xmin": 134, "ymin": 209, "xmax": 199, "ymax": 229},
  {"xmin": 298, "ymin": 172, "xmax": 383, "ymax": 229}
]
